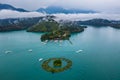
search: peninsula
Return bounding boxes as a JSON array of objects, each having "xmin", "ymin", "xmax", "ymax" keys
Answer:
[{"xmin": 27, "ymin": 16, "xmax": 86, "ymax": 41}]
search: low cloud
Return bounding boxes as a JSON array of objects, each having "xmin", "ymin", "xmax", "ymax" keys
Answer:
[
  {"xmin": 0, "ymin": 10, "xmax": 46, "ymax": 19},
  {"xmin": 53, "ymin": 13, "xmax": 120, "ymax": 21},
  {"xmin": 0, "ymin": 10, "xmax": 120, "ymax": 21}
]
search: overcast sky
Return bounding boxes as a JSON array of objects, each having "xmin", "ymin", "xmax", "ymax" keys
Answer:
[{"xmin": 0, "ymin": 0, "xmax": 120, "ymax": 13}]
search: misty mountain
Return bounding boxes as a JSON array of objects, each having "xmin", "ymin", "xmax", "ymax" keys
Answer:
[
  {"xmin": 0, "ymin": 17, "xmax": 42, "ymax": 31},
  {"xmin": 78, "ymin": 19, "xmax": 120, "ymax": 28},
  {"xmin": 0, "ymin": 3, "xmax": 28, "ymax": 12},
  {"xmin": 0, "ymin": 16, "xmax": 120, "ymax": 32},
  {"xmin": 37, "ymin": 6, "xmax": 96, "ymax": 14}
]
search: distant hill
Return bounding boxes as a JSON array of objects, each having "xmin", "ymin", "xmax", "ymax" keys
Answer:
[
  {"xmin": 0, "ymin": 17, "xmax": 42, "ymax": 32},
  {"xmin": 0, "ymin": 3, "xmax": 28, "ymax": 12},
  {"xmin": 37, "ymin": 6, "xmax": 96, "ymax": 14},
  {"xmin": 78, "ymin": 19, "xmax": 111, "ymax": 26},
  {"xmin": 0, "ymin": 16, "xmax": 120, "ymax": 32},
  {"xmin": 78, "ymin": 19, "xmax": 120, "ymax": 28}
]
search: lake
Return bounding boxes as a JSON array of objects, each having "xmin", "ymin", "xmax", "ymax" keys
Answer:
[{"xmin": 0, "ymin": 26, "xmax": 120, "ymax": 80}]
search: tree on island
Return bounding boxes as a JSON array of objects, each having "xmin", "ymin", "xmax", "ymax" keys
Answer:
[{"xmin": 53, "ymin": 59, "xmax": 62, "ymax": 67}]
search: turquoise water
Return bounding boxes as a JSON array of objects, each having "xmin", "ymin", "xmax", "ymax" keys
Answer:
[{"xmin": 0, "ymin": 26, "xmax": 120, "ymax": 80}]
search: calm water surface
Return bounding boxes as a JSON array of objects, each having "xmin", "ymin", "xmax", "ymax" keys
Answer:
[{"xmin": 0, "ymin": 26, "xmax": 120, "ymax": 80}]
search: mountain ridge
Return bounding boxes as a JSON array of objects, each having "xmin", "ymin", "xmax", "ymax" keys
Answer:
[
  {"xmin": 0, "ymin": 3, "xmax": 28, "ymax": 12},
  {"xmin": 37, "ymin": 6, "xmax": 96, "ymax": 14}
]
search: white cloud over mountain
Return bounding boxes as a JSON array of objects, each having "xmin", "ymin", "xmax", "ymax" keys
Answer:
[
  {"xmin": 0, "ymin": 10, "xmax": 120, "ymax": 21},
  {"xmin": 0, "ymin": 10, "xmax": 46, "ymax": 19},
  {"xmin": 53, "ymin": 13, "xmax": 120, "ymax": 21}
]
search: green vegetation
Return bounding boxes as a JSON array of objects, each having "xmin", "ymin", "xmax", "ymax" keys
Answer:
[
  {"xmin": 41, "ymin": 30, "xmax": 71, "ymax": 41},
  {"xmin": 1, "ymin": 16, "xmax": 120, "ymax": 32},
  {"xmin": 53, "ymin": 59, "xmax": 62, "ymax": 67},
  {"xmin": 42, "ymin": 58, "xmax": 72, "ymax": 73},
  {"xmin": 40, "ymin": 24, "xmax": 85, "ymax": 41},
  {"xmin": 0, "ymin": 17, "xmax": 41, "ymax": 32},
  {"xmin": 27, "ymin": 18, "xmax": 59, "ymax": 32},
  {"xmin": 27, "ymin": 16, "xmax": 86, "ymax": 41},
  {"xmin": 27, "ymin": 16, "xmax": 84, "ymax": 41}
]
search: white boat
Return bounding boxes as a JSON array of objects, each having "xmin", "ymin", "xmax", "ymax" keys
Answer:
[
  {"xmin": 59, "ymin": 40, "xmax": 63, "ymax": 43},
  {"xmin": 39, "ymin": 58, "xmax": 43, "ymax": 61},
  {"xmin": 28, "ymin": 49, "xmax": 32, "ymax": 52},
  {"xmin": 41, "ymin": 42, "xmax": 47, "ymax": 45},
  {"xmin": 54, "ymin": 40, "xmax": 58, "ymax": 43},
  {"xmin": 5, "ymin": 51, "xmax": 12, "ymax": 54},
  {"xmin": 43, "ymin": 42, "xmax": 47, "ymax": 45},
  {"xmin": 45, "ymin": 40, "xmax": 48, "ymax": 43},
  {"xmin": 76, "ymin": 50, "xmax": 83, "ymax": 53}
]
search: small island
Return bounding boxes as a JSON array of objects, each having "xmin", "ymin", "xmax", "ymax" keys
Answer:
[{"xmin": 42, "ymin": 58, "xmax": 72, "ymax": 73}]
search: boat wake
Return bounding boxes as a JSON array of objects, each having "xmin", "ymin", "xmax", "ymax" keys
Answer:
[{"xmin": 76, "ymin": 49, "xmax": 83, "ymax": 53}]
